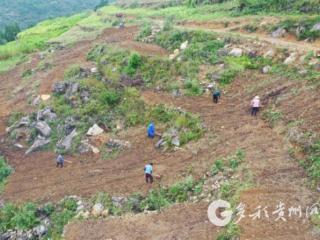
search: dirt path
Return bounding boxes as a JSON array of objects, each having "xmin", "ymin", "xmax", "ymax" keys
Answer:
[
  {"xmin": 180, "ymin": 21, "xmax": 320, "ymax": 53},
  {"xmin": 62, "ymin": 71, "xmax": 318, "ymax": 239}
]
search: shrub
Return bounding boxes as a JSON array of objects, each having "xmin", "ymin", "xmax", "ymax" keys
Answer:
[
  {"xmin": 211, "ymin": 159, "xmax": 224, "ymax": 175},
  {"xmin": 99, "ymin": 89, "xmax": 121, "ymax": 106},
  {"xmin": 64, "ymin": 64, "xmax": 81, "ymax": 80},
  {"xmin": 0, "ymin": 156, "xmax": 12, "ymax": 185},
  {"xmin": 0, "ymin": 203, "xmax": 39, "ymax": 231},
  {"xmin": 123, "ymin": 53, "xmax": 142, "ymax": 76},
  {"xmin": 136, "ymin": 21, "xmax": 152, "ymax": 40},
  {"xmin": 184, "ymin": 79, "xmax": 203, "ymax": 96},
  {"xmin": 263, "ymin": 108, "xmax": 283, "ymax": 127}
]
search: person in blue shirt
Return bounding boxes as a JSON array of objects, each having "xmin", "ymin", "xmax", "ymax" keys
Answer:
[
  {"xmin": 144, "ymin": 163, "xmax": 153, "ymax": 184},
  {"xmin": 56, "ymin": 154, "xmax": 64, "ymax": 168},
  {"xmin": 147, "ymin": 122, "xmax": 155, "ymax": 139},
  {"xmin": 212, "ymin": 89, "xmax": 221, "ymax": 104}
]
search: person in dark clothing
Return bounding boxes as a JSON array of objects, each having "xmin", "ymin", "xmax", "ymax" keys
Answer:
[
  {"xmin": 144, "ymin": 163, "xmax": 153, "ymax": 184},
  {"xmin": 56, "ymin": 154, "xmax": 64, "ymax": 168},
  {"xmin": 212, "ymin": 89, "xmax": 221, "ymax": 104}
]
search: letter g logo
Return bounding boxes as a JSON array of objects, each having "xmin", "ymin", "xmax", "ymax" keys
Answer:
[{"xmin": 208, "ymin": 200, "xmax": 233, "ymax": 227}]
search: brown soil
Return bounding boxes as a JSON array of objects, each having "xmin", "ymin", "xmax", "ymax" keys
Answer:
[
  {"xmin": 0, "ymin": 18, "xmax": 319, "ymax": 240},
  {"xmin": 64, "ymin": 71, "xmax": 318, "ymax": 239}
]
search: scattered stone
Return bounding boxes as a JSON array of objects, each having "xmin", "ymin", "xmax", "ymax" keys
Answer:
[
  {"xmin": 33, "ymin": 225, "xmax": 47, "ymax": 237},
  {"xmin": 87, "ymin": 124, "xmax": 104, "ymax": 136},
  {"xmin": 112, "ymin": 196, "xmax": 126, "ymax": 208},
  {"xmin": 264, "ymin": 49, "xmax": 276, "ymax": 58},
  {"xmin": 262, "ymin": 65, "xmax": 272, "ymax": 74},
  {"xmin": 56, "ymin": 129, "xmax": 77, "ymax": 150},
  {"xmin": 229, "ymin": 48, "xmax": 243, "ymax": 57},
  {"xmin": 26, "ymin": 136, "xmax": 50, "ymax": 155},
  {"xmin": 155, "ymin": 139, "xmax": 166, "ymax": 148},
  {"xmin": 92, "ymin": 203, "xmax": 104, "ymax": 217},
  {"xmin": 216, "ymin": 48, "xmax": 229, "ymax": 57},
  {"xmin": 180, "ymin": 40, "xmax": 188, "ymax": 50},
  {"xmin": 106, "ymin": 139, "xmax": 131, "ymax": 150},
  {"xmin": 171, "ymin": 136, "xmax": 180, "ymax": 147},
  {"xmin": 284, "ymin": 53, "xmax": 298, "ymax": 65},
  {"xmin": 37, "ymin": 108, "xmax": 57, "ymax": 121},
  {"xmin": 90, "ymin": 67, "xmax": 98, "ymax": 73},
  {"xmin": 53, "ymin": 82, "xmax": 67, "ymax": 94},
  {"xmin": 14, "ymin": 143, "xmax": 24, "ymax": 149},
  {"xmin": 32, "ymin": 96, "xmax": 41, "ymax": 106},
  {"xmin": 311, "ymin": 23, "xmax": 320, "ymax": 32},
  {"xmin": 41, "ymin": 95, "xmax": 51, "ymax": 101},
  {"xmin": 271, "ymin": 28, "xmax": 286, "ymax": 38}
]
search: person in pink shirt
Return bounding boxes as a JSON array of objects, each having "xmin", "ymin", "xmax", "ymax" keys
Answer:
[{"xmin": 250, "ymin": 96, "xmax": 261, "ymax": 116}]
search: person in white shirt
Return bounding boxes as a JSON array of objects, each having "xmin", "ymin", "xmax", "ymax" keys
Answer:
[{"xmin": 250, "ymin": 96, "xmax": 261, "ymax": 116}]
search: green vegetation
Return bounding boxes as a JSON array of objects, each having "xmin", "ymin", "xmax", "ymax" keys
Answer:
[
  {"xmin": 0, "ymin": 14, "xmax": 86, "ymax": 72},
  {"xmin": 0, "ymin": 0, "xmax": 101, "ymax": 31},
  {"xmin": 303, "ymin": 140, "xmax": 320, "ymax": 185},
  {"xmin": 0, "ymin": 155, "xmax": 13, "ymax": 192},
  {"xmin": 263, "ymin": 108, "xmax": 283, "ymax": 127},
  {"xmin": 211, "ymin": 149, "xmax": 245, "ymax": 176},
  {"xmin": 0, "ymin": 23, "xmax": 21, "ymax": 45},
  {"xmin": 0, "ymin": 202, "xmax": 39, "ymax": 231},
  {"xmin": 217, "ymin": 222, "xmax": 241, "ymax": 240}
]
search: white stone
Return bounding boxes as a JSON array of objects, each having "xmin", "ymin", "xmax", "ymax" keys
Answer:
[
  {"xmin": 180, "ymin": 40, "xmax": 188, "ymax": 50},
  {"xmin": 87, "ymin": 124, "xmax": 104, "ymax": 136},
  {"xmin": 229, "ymin": 48, "xmax": 243, "ymax": 57}
]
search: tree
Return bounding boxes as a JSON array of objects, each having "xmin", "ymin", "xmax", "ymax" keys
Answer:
[{"xmin": 3, "ymin": 23, "xmax": 20, "ymax": 42}]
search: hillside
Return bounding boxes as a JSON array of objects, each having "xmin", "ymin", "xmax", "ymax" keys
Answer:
[
  {"xmin": 0, "ymin": 0, "xmax": 102, "ymax": 30},
  {"xmin": 0, "ymin": 1, "xmax": 319, "ymax": 240}
]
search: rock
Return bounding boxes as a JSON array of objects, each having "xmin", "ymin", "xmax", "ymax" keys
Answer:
[
  {"xmin": 264, "ymin": 49, "xmax": 276, "ymax": 58},
  {"xmin": 80, "ymin": 90, "xmax": 90, "ymax": 103},
  {"xmin": 35, "ymin": 121, "xmax": 51, "ymax": 137},
  {"xmin": 271, "ymin": 28, "xmax": 286, "ymax": 38},
  {"xmin": 284, "ymin": 53, "xmax": 298, "ymax": 65},
  {"xmin": 14, "ymin": 143, "xmax": 24, "ymax": 149},
  {"xmin": 171, "ymin": 136, "xmax": 180, "ymax": 147},
  {"xmin": 37, "ymin": 108, "xmax": 57, "ymax": 121},
  {"xmin": 76, "ymin": 210, "xmax": 90, "ymax": 219},
  {"xmin": 33, "ymin": 225, "xmax": 47, "ymax": 237},
  {"xmin": 6, "ymin": 116, "xmax": 30, "ymax": 133},
  {"xmin": 65, "ymin": 82, "xmax": 80, "ymax": 98},
  {"xmin": 92, "ymin": 203, "xmax": 104, "ymax": 217},
  {"xmin": 106, "ymin": 139, "xmax": 131, "ymax": 149},
  {"xmin": 216, "ymin": 48, "xmax": 229, "ymax": 57},
  {"xmin": 25, "ymin": 136, "xmax": 50, "ymax": 155},
  {"xmin": 180, "ymin": 40, "xmax": 188, "ymax": 50},
  {"xmin": 248, "ymin": 50, "xmax": 258, "ymax": 58},
  {"xmin": 311, "ymin": 23, "xmax": 320, "ymax": 32},
  {"xmin": 102, "ymin": 209, "xmax": 110, "ymax": 217},
  {"xmin": 155, "ymin": 139, "xmax": 166, "ymax": 148},
  {"xmin": 229, "ymin": 48, "xmax": 243, "ymax": 57},
  {"xmin": 112, "ymin": 196, "xmax": 126, "ymax": 208},
  {"xmin": 32, "ymin": 96, "xmax": 41, "ymax": 106},
  {"xmin": 41, "ymin": 95, "xmax": 51, "ymax": 101},
  {"xmin": 262, "ymin": 65, "xmax": 271, "ymax": 74},
  {"xmin": 57, "ymin": 129, "xmax": 77, "ymax": 150},
  {"xmin": 87, "ymin": 124, "xmax": 104, "ymax": 136},
  {"xmin": 295, "ymin": 26, "xmax": 306, "ymax": 38},
  {"xmin": 90, "ymin": 67, "xmax": 98, "ymax": 73},
  {"xmin": 53, "ymin": 82, "xmax": 67, "ymax": 94}
]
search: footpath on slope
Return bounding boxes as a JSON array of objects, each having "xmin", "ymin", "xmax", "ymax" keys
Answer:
[
  {"xmin": 179, "ymin": 21, "xmax": 320, "ymax": 53},
  {"xmin": 65, "ymin": 71, "xmax": 318, "ymax": 240}
]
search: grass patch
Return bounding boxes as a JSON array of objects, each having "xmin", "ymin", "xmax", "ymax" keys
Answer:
[{"xmin": 0, "ymin": 155, "xmax": 13, "ymax": 193}]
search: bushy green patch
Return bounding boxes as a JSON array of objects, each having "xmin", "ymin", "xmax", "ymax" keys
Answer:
[
  {"xmin": 211, "ymin": 149, "xmax": 245, "ymax": 176},
  {"xmin": 305, "ymin": 140, "xmax": 320, "ymax": 184},
  {"xmin": 136, "ymin": 21, "xmax": 152, "ymax": 41},
  {"xmin": 0, "ymin": 203, "xmax": 39, "ymax": 232},
  {"xmin": 184, "ymin": 79, "xmax": 203, "ymax": 96},
  {"xmin": 217, "ymin": 222, "xmax": 241, "ymax": 240},
  {"xmin": 64, "ymin": 64, "xmax": 82, "ymax": 80},
  {"xmin": 0, "ymin": 155, "xmax": 13, "ymax": 192},
  {"xmin": 140, "ymin": 176, "xmax": 199, "ymax": 211},
  {"xmin": 263, "ymin": 108, "xmax": 283, "ymax": 127}
]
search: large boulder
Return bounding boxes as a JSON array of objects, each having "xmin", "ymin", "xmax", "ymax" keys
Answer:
[
  {"xmin": 229, "ymin": 48, "xmax": 243, "ymax": 57},
  {"xmin": 35, "ymin": 121, "xmax": 51, "ymax": 137},
  {"xmin": 57, "ymin": 129, "xmax": 77, "ymax": 150},
  {"xmin": 87, "ymin": 124, "xmax": 104, "ymax": 136},
  {"xmin": 25, "ymin": 136, "xmax": 50, "ymax": 155},
  {"xmin": 6, "ymin": 116, "xmax": 30, "ymax": 133}
]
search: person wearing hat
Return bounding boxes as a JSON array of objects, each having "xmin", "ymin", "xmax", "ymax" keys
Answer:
[{"xmin": 250, "ymin": 96, "xmax": 261, "ymax": 116}]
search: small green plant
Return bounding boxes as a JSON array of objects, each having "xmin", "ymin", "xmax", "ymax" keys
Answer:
[
  {"xmin": 263, "ymin": 108, "xmax": 283, "ymax": 127},
  {"xmin": 123, "ymin": 53, "xmax": 142, "ymax": 76},
  {"xmin": 0, "ymin": 156, "xmax": 13, "ymax": 192},
  {"xmin": 211, "ymin": 159, "xmax": 224, "ymax": 176},
  {"xmin": 136, "ymin": 21, "xmax": 152, "ymax": 40},
  {"xmin": 64, "ymin": 64, "xmax": 81, "ymax": 80},
  {"xmin": 217, "ymin": 222, "xmax": 240, "ymax": 240},
  {"xmin": 184, "ymin": 79, "xmax": 203, "ymax": 96}
]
